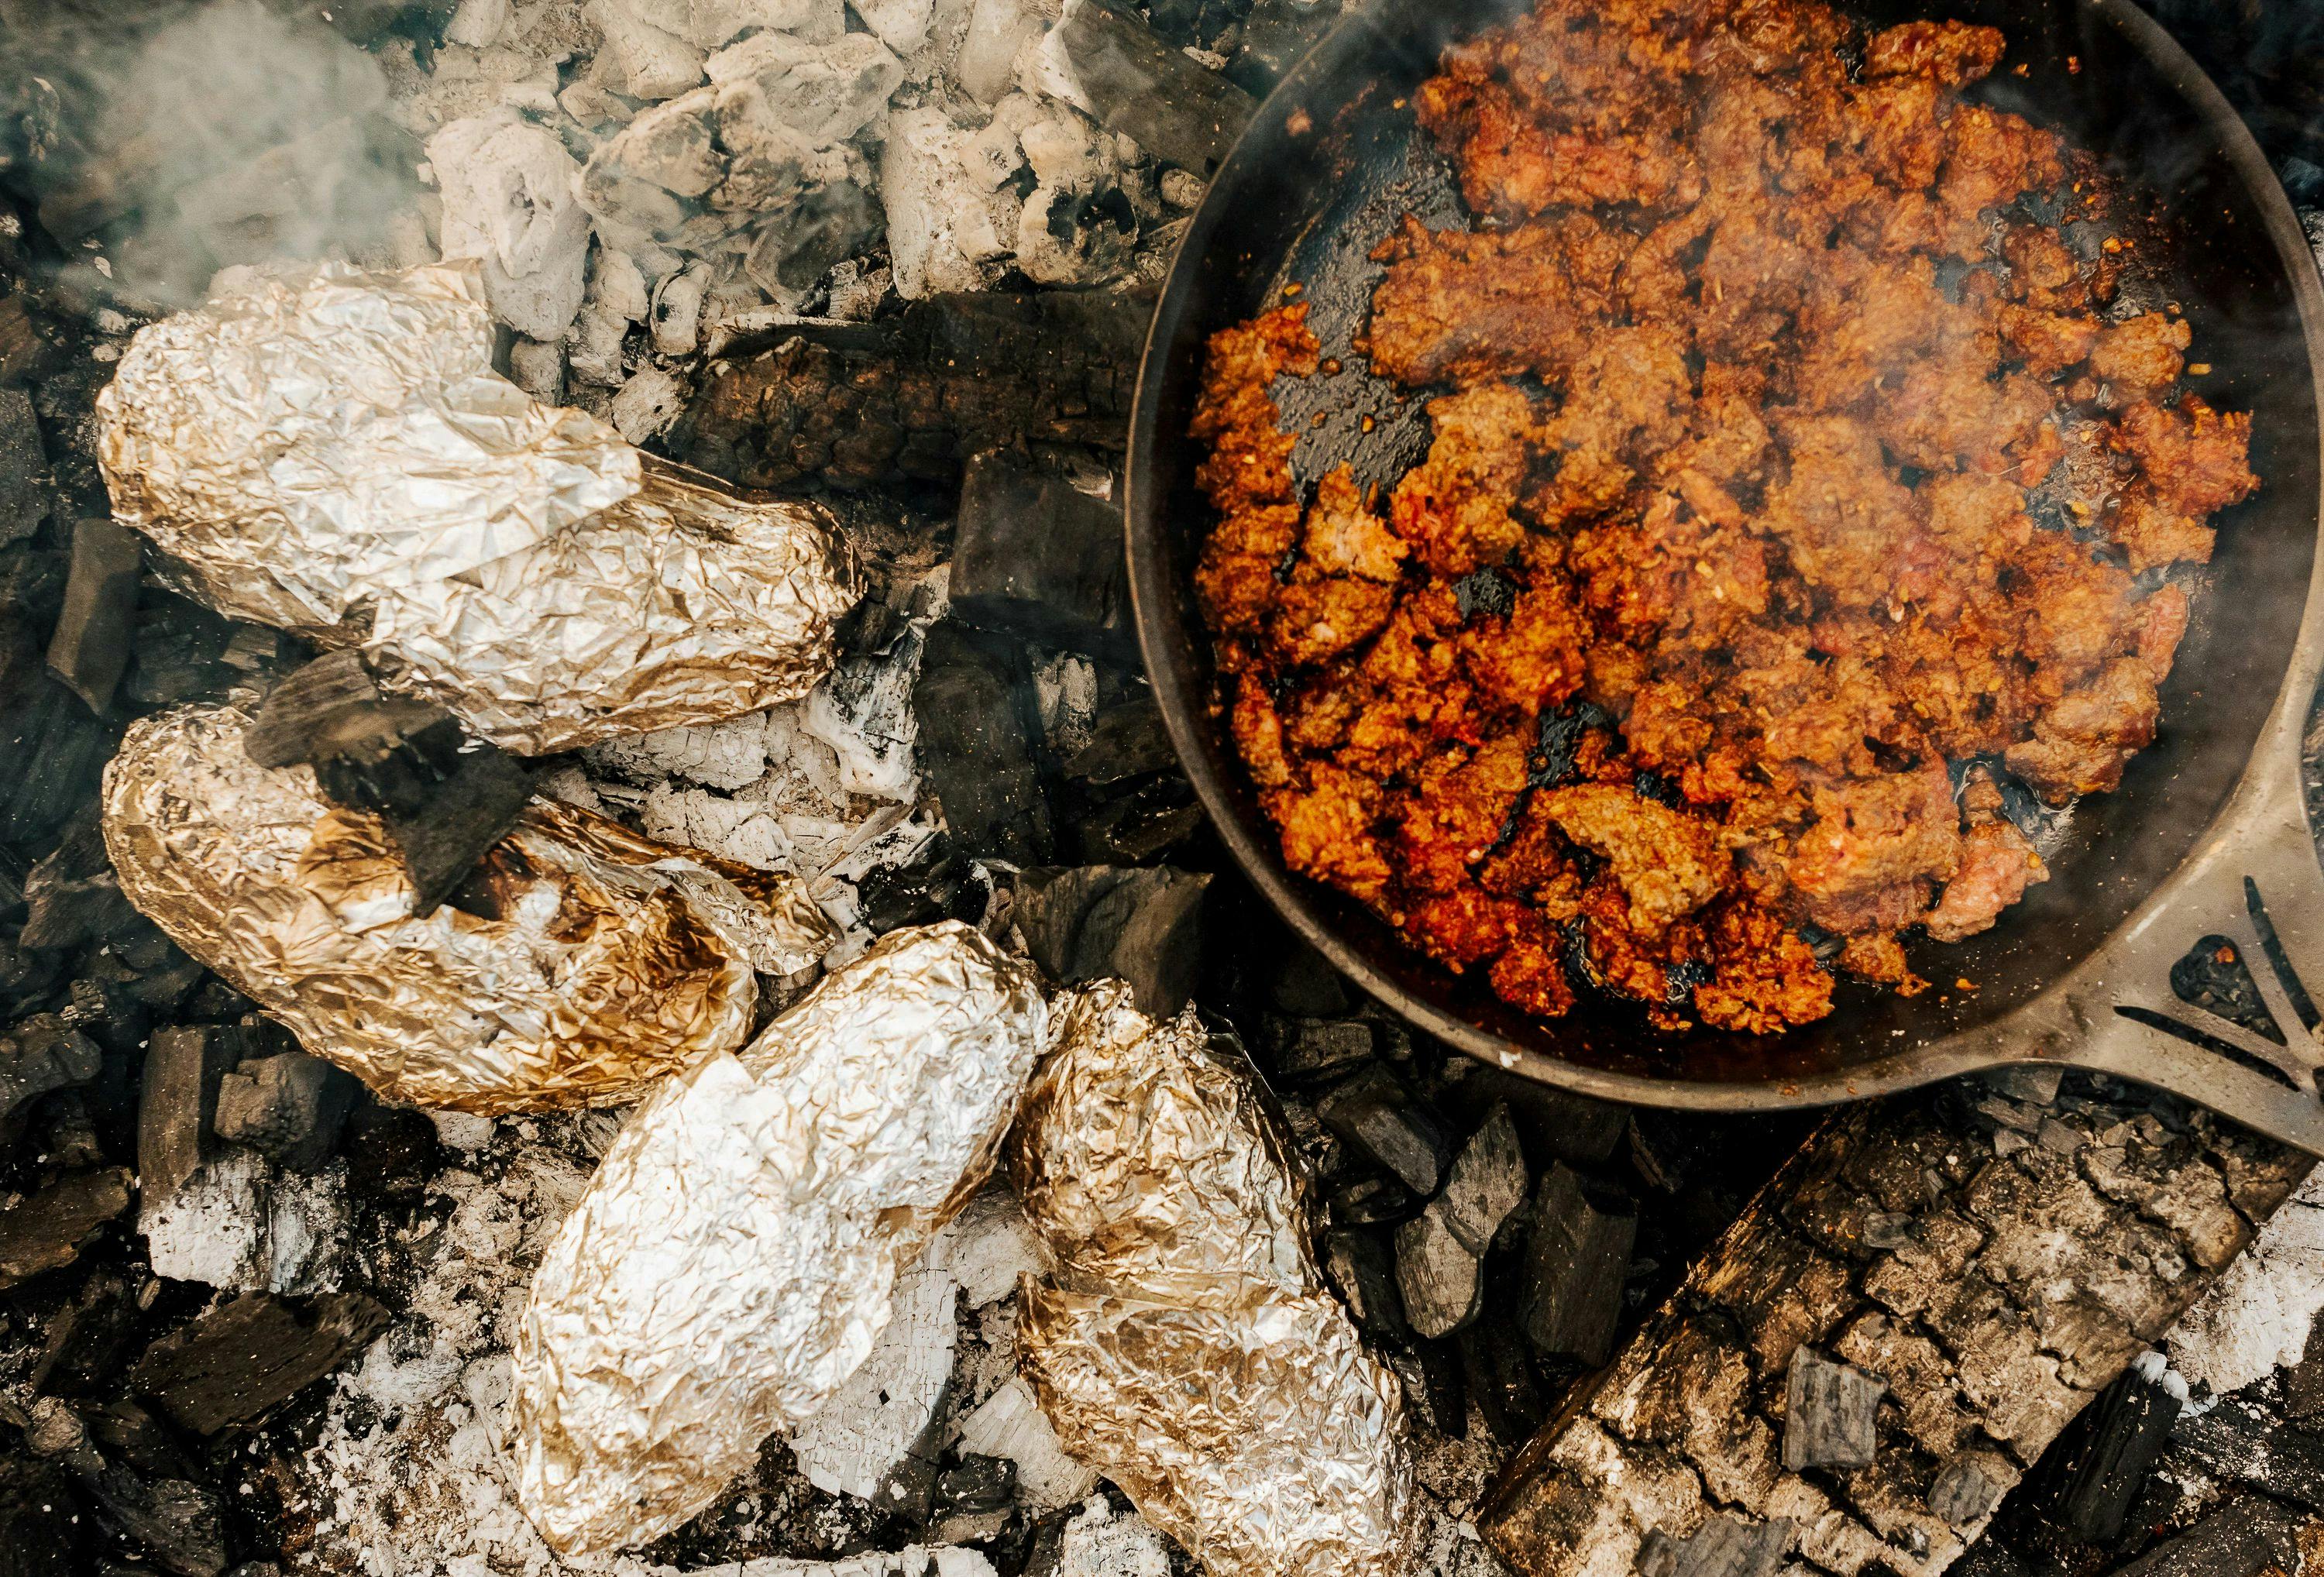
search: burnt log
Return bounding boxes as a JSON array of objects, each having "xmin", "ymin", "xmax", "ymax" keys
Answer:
[
  {"xmin": 677, "ymin": 288, "xmax": 1149, "ymax": 501},
  {"xmin": 129, "ymin": 1291, "xmax": 389, "ymax": 1437},
  {"xmin": 1479, "ymin": 1081, "xmax": 2312, "ymax": 1577}
]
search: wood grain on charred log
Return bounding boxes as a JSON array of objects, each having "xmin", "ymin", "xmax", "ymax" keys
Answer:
[{"xmin": 1479, "ymin": 1082, "xmax": 2313, "ymax": 1577}]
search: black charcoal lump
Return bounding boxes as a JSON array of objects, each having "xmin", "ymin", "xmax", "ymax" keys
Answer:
[
  {"xmin": 1394, "ymin": 1103, "xmax": 1527, "ymax": 1338},
  {"xmin": 948, "ymin": 448, "xmax": 1132, "ymax": 656},
  {"xmin": 1520, "ymin": 1161, "xmax": 1638, "ymax": 1366},
  {"xmin": 1060, "ymin": 0, "xmax": 1259, "ymax": 174},
  {"xmin": 911, "ymin": 622, "xmax": 1055, "ymax": 864},
  {"xmin": 1782, "ymin": 1347, "xmax": 1885, "ymax": 1472},
  {"xmin": 1010, "ymin": 864, "xmax": 1209, "ymax": 1016},
  {"xmin": 211, "ymin": 1051, "xmax": 356, "ymax": 1172},
  {"xmin": 1316, "ymin": 1063, "xmax": 1455, "ymax": 1197},
  {"xmin": 45, "ymin": 517, "xmax": 141, "ymax": 715}
]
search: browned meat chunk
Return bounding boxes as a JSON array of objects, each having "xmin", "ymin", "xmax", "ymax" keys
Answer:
[
  {"xmin": 1864, "ymin": 19, "xmax": 2006, "ymax": 85},
  {"xmin": 1537, "ymin": 782, "xmax": 1731, "ymax": 934}
]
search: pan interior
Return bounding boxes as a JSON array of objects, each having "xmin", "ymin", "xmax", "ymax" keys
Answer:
[{"xmin": 1129, "ymin": 0, "xmax": 2323, "ymax": 1094}]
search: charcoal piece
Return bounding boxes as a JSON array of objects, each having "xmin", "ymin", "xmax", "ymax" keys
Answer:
[
  {"xmin": 83, "ymin": 1462, "xmax": 225, "ymax": 1577},
  {"xmin": 1011, "ymin": 864, "xmax": 1210, "ymax": 1016},
  {"xmin": 934, "ymin": 1454, "xmax": 1016, "ymax": 1515},
  {"xmin": 1927, "ymin": 1450, "xmax": 2016, "ymax": 1527},
  {"xmin": 1382, "ymin": 1339, "xmax": 1465, "ymax": 1438},
  {"xmin": 681, "ymin": 289, "xmax": 1147, "ymax": 499},
  {"xmin": 1260, "ymin": 1016, "xmax": 1375, "ymax": 1084},
  {"xmin": 1316, "ymin": 1063, "xmax": 1454, "ymax": 1197},
  {"xmin": 1059, "ymin": 0, "xmax": 1259, "ymax": 174},
  {"xmin": 1061, "ymin": 697, "xmax": 1177, "ymax": 786},
  {"xmin": 0, "ymin": 388, "xmax": 47, "ymax": 544},
  {"xmin": 0, "ymin": 1448, "xmax": 85, "ymax": 1577},
  {"xmin": 241, "ymin": 649, "xmax": 443, "ymax": 770},
  {"xmin": 19, "ymin": 813, "xmax": 139, "ymax": 950},
  {"xmin": 30, "ymin": 1272, "xmax": 146, "ymax": 1398},
  {"xmin": 43, "ymin": 520, "xmax": 140, "ymax": 716},
  {"xmin": 0, "ymin": 1014, "xmax": 101, "ymax": 1129},
  {"xmin": 2111, "ymin": 1498, "xmax": 2302, "ymax": 1576},
  {"xmin": 912, "ymin": 623, "xmax": 1054, "ymax": 864},
  {"xmin": 1519, "ymin": 1161, "xmax": 1638, "ymax": 1366},
  {"xmin": 1270, "ymin": 938, "xmax": 1354, "ymax": 1017},
  {"xmin": 211, "ymin": 1052, "xmax": 356, "ymax": 1172},
  {"xmin": 2040, "ymin": 1353, "xmax": 2184, "ymax": 1541},
  {"xmin": 1634, "ymin": 1515, "xmax": 1794, "ymax": 1577},
  {"xmin": 311, "ymin": 720, "xmax": 532, "ymax": 919},
  {"xmin": 1394, "ymin": 1104, "xmax": 1528, "ymax": 1338},
  {"xmin": 1074, "ymin": 787, "xmax": 1203, "ymax": 865},
  {"xmin": 745, "ymin": 179, "xmax": 883, "ymax": 295},
  {"xmin": 949, "ymin": 449, "xmax": 1132, "ymax": 657},
  {"xmin": 852, "ymin": 845, "xmax": 991, "ymax": 934},
  {"xmin": 0, "ymin": 1168, "xmax": 131, "ymax": 1290},
  {"xmin": 137, "ymin": 1026, "xmax": 236, "ymax": 1203},
  {"xmin": 1226, "ymin": 0, "xmax": 1344, "ymax": 98},
  {"xmin": 129, "ymin": 1291, "xmax": 389, "ymax": 1436},
  {"xmin": 0, "ymin": 637, "xmax": 112, "ymax": 850},
  {"xmin": 340, "ymin": 1104, "xmax": 442, "ymax": 1206},
  {"xmin": 1459, "ymin": 1311, "xmax": 1546, "ymax": 1445},
  {"xmin": 84, "ymin": 1403, "xmax": 197, "ymax": 1484},
  {"xmin": 1454, "ymin": 1068, "xmax": 1630, "ymax": 1166},
  {"xmin": 1329, "ymin": 1172, "xmax": 1418, "ymax": 1226},
  {"xmin": 1323, "ymin": 1226, "xmax": 1408, "ymax": 1342},
  {"xmin": 2289, "ymin": 1316, "xmax": 2324, "ymax": 1424},
  {"xmin": 0, "ymin": 294, "xmax": 45, "ymax": 385},
  {"xmin": 1781, "ymin": 1348, "xmax": 1884, "ymax": 1472}
]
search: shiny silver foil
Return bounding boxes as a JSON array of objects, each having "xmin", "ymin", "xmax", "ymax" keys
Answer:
[
  {"xmin": 1011, "ymin": 984, "xmax": 1417, "ymax": 1577},
  {"xmin": 509, "ymin": 922, "xmax": 1050, "ymax": 1555},
  {"xmin": 101, "ymin": 702, "xmax": 837, "ymax": 1113},
  {"xmin": 95, "ymin": 261, "xmax": 858, "ymax": 754}
]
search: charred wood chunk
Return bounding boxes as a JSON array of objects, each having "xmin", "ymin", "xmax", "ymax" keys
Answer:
[
  {"xmin": 44, "ymin": 520, "xmax": 141, "ymax": 715},
  {"xmin": 2109, "ymin": 1496, "xmax": 2303, "ymax": 1577},
  {"xmin": 1325, "ymin": 1225, "xmax": 1409, "ymax": 1343},
  {"xmin": 1009, "ymin": 864, "xmax": 1209, "ymax": 1017},
  {"xmin": 0, "ymin": 1013, "xmax": 101, "ymax": 1131},
  {"xmin": 1460, "ymin": 1308, "xmax": 1549, "ymax": 1445},
  {"xmin": 1520, "ymin": 1161, "xmax": 1638, "ymax": 1366},
  {"xmin": 911, "ymin": 623, "xmax": 1055, "ymax": 864},
  {"xmin": 1260, "ymin": 1015, "xmax": 1376, "ymax": 1085},
  {"xmin": 1635, "ymin": 1514, "xmax": 1795, "ymax": 1577},
  {"xmin": 679, "ymin": 289, "xmax": 1149, "ymax": 500},
  {"xmin": 19, "ymin": 809, "xmax": 139, "ymax": 951},
  {"xmin": 0, "ymin": 387, "xmax": 47, "ymax": 545},
  {"xmin": 1783, "ymin": 1346, "xmax": 1885, "ymax": 1472},
  {"xmin": 211, "ymin": 1051, "xmax": 356, "ymax": 1173},
  {"xmin": 1479, "ymin": 1086, "xmax": 2312, "ymax": 1577},
  {"xmin": 1927, "ymin": 1450, "xmax": 2018, "ymax": 1529},
  {"xmin": 1316, "ymin": 1063, "xmax": 1456, "ymax": 1197},
  {"xmin": 242, "ymin": 649, "xmax": 439, "ymax": 770},
  {"xmin": 2288, "ymin": 1316, "xmax": 2324, "ymax": 1424},
  {"xmin": 30, "ymin": 1270, "xmax": 145, "ymax": 1399},
  {"xmin": 1395, "ymin": 1103, "xmax": 1528, "ymax": 1338},
  {"xmin": 1060, "ymin": 0, "xmax": 1259, "ymax": 174},
  {"xmin": 950, "ymin": 449, "xmax": 1132, "ymax": 658},
  {"xmin": 1383, "ymin": 1337, "xmax": 1466, "ymax": 1439},
  {"xmin": 136, "ymin": 1025, "xmax": 239, "ymax": 1204},
  {"xmin": 82, "ymin": 1460, "xmax": 225, "ymax": 1577},
  {"xmin": 0, "ymin": 1166, "xmax": 132, "ymax": 1291},
  {"xmin": 129, "ymin": 1291, "xmax": 389, "ymax": 1437},
  {"xmin": 1062, "ymin": 696, "xmax": 1177, "ymax": 787},
  {"xmin": 2038, "ymin": 1352, "xmax": 2184, "ymax": 1541}
]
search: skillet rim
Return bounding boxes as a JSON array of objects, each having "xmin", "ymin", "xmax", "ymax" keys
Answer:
[{"xmin": 1124, "ymin": 0, "xmax": 2324, "ymax": 1111}]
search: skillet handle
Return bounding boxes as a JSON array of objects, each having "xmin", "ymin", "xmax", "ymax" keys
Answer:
[{"xmin": 2041, "ymin": 750, "xmax": 2324, "ymax": 1157}]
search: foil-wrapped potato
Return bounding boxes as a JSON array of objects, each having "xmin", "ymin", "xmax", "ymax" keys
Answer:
[
  {"xmin": 510, "ymin": 922, "xmax": 1050, "ymax": 1554},
  {"xmin": 101, "ymin": 702, "xmax": 837, "ymax": 1113},
  {"xmin": 95, "ymin": 260, "xmax": 858, "ymax": 754},
  {"xmin": 1012, "ymin": 984, "xmax": 1416, "ymax": 1577}
]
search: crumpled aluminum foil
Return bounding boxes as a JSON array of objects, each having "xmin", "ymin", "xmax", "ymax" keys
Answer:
[
  {"xmin": 95, "ymin": 260, "xmax": 859, "ymax": 754},
  {"xmin": 101, "ymin": 701, "xmax": 837, "ymax": 1113},
  {"xmin": 1011, "ymin": 984, "xmax": 1417, "ymax": 1577},
  {"xmin": 509, "ymin": 922, "xmax": 1050, "ymax": 1555}
]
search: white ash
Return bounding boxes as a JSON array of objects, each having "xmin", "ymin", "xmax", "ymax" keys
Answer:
[
  {"xmin": 427, "ymin": 113, "xmax": 592, "ymax": 340},
  {"xmin": 792, "ymin": 1227, "xmax": 961, "ymax": 1500},
  {"xmin": 610, "ymin": 365, "xmax": 693, "ymax": 441},
  {"xmin": 952, "ymin": 1376, "xmax": 1099, "ymax": 1511},
  {"xmin": 139, "ymin": 1146, "xmax": 350, "ymax": 1297},
  {"xmin": 949, "ymin": 1184, "xmax": 1054, "ymax": 1307},
  {"xmin": 2168, "ymin": 1168, "xmax": 2324, "ymax": 1397},
  {"xmin": 678, "ymin": 1552, "xmax": 995, "ymax": 1577},
  {"xmin": 1056, "ymin": 1497, "xmax": 1172, "ymax": 1577},
  {"xmin": 1032, "ymin": 651, "xmax": 1098, "ymax": 757}
]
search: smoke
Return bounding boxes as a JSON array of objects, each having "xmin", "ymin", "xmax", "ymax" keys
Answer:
[{"xmin": 2, "ymin": 0, "xmax": 424, "ymax": 307}]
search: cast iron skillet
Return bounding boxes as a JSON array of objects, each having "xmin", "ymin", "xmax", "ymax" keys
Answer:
[{"xmin": 1126, "ymin": 0, "xmax": 2324, "ymax": 1152}]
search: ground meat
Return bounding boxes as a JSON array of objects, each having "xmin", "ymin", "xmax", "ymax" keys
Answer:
[{"xmin": 1191, "ymin": 0, "xmax": 2250, "ymax": 1036}]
